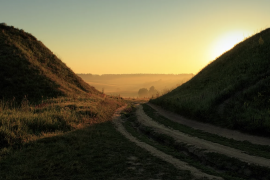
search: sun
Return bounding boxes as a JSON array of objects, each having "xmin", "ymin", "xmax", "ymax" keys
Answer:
[{"xmin": 210, "ymin": 30, "xmax": 250, "ymax": 60}]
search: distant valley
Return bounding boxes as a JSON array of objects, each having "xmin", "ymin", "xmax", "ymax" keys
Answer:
[{"xmin": 77, "ymin": 74, "xmax": 193, "ymax": 98}]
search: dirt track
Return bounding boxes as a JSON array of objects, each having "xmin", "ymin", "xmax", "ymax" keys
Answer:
[
  {"xmin": 147, "ymin": 103, "xmax": 270, "ymax": 146},
  {"xmin": 112, "ymin": 105, "xmax": 222, "ymax": 180},
  {"xmin": 136, "ymin": 105, "xmax": 270, "ymax": 168}
]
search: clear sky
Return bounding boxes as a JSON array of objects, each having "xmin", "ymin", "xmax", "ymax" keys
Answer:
[{"xmin": 1, "ymin": 0, "xmax": 270, "ymax": 74}]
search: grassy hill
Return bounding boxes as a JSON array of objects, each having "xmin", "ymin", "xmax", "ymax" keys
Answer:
[
  {"xmin": 151, "ymin": 28, "xmax": 270, "ymax": 136},
  {"xmin": 0, "ymin": 23, "xmax": 125, "ymax": 153},
  {"xmin": 0, "ymin": 23, "xmax": 100, "ymax": 103}
]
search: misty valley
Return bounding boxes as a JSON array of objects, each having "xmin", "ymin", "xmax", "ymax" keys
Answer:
[{"xmin": 77, "ymin": 74, "xmax": 193, "ymax": 98}]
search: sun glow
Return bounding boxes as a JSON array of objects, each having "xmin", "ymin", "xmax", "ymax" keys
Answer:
[{"xmin": 210, "ymin": 30, "xmax": 250, "ymax": 60}]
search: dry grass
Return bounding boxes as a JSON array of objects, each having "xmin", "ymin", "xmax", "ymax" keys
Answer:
[{"xmin": 0, "ymin": 95, "xmax": 125, "ymax": 157}]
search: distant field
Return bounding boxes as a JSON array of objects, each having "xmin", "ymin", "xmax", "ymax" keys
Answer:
[
  {"xmin": 78, "ymin": 74, "xmax": 193, "ymax": 98},
  {"xmin": 86, "ymin": 81, "xmax": 141, "ymax": 97}
]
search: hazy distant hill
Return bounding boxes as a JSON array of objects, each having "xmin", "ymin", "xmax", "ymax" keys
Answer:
[
  {"xmin": 151, "ymin": 28, "xmax": 270, "ymax": 136},
  {"xmin": 0, "ymin": 24, "xmax": 99, "ymax": 102},
  {"xmin": 77, "ymin": 74, "xmax": 193, "ymax": 97}
]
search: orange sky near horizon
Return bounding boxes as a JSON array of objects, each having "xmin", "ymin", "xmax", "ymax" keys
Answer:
[{"xmin": 1, "ymin": 1, "xmax": 269, "ymax": 75}]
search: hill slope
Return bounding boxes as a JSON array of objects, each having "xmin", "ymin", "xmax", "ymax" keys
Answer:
[
  {"xmin": 151, "ymin": 28, "xmax": 270, "ymax": 136},
  {"xmin": 0, "ymin": 24, "xmax": 99, "ymax": 102}
]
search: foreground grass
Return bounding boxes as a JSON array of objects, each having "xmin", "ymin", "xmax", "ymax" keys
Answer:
[
  {"xmin": 0, "ymin": 95, "xmax": 124, "ymax": 155},
  {"xmin": 0, "ymin": 119, "xmax": 195, "ymax": 180},
  {"xmin": 142, "ymin": 104, "xmax": 270, "ymax": 159}
]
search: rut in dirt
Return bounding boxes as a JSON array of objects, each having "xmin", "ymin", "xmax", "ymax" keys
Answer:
[
  {"xmin": 136, "ymin": 105, "xmax": 270, "ymax": 168},
  {"xmin": 112, "ymin": 105, "xmax": 222, "ymax": 180},
  {"xmin": 147, "ymin": 103, "xmax": 270, "ymax": 146}
]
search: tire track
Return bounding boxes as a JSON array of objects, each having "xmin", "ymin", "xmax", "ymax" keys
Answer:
[
  {"xmin": 136, "ymin": 105, "xmax": 270, "ymax": 168},
  {"xmin": 148, "ymin": 103, "xmax": 270, "ymax": 146},
  {"xmin": 112, "ymin": 105, "xmax": 222, "ymax": 180}
]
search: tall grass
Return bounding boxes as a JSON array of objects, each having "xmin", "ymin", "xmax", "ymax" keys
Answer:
[{"xmin": 0, "ymin": 96, "xmax": 125, "ymax": 152}]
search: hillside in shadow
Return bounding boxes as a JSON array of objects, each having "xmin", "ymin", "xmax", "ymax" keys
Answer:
[
  {"xmin": 0, "ymin": 24, "xmax": 125, "ymax": 154},
  {"xmin": 0, "ymin": 24, "xmax": 100, "ymax": 103},
  {"xmin": 151, "ymin": 28, "xmax": 270, "ymax": 136}
]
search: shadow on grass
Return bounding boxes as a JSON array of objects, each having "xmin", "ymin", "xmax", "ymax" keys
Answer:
[{"xmin": 0, "ymin": 121, "xmax": 194, "ymax": 180}]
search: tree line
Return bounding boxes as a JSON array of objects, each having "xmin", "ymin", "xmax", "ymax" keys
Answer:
[{"xmin": 138, "ymin": 86, "xmax": 159, "ymax": 98}]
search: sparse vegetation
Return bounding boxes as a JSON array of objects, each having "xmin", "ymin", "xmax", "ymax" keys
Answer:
[{"xmin": 151, "ymin": 28, "xmax": 270, "ymax": 137}]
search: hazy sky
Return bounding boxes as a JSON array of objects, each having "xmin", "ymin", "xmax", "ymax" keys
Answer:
[{"xmin": 1, "ymin": 0, "xmax": 270, "ymax": 74}]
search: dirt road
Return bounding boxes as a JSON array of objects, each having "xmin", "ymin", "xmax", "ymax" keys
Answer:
[
  {"xmin": 148, "ymin": 103, "xmax": 270, "ymax": 146},
  {"xmin": 112, "ymin": 105, "xmax": 222, "ymax": 180},
  {"xmin": 136, "ymin": 105, "xmax": 270, "ymax": 168}
]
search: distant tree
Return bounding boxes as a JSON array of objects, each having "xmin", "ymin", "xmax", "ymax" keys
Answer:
[
  {"xmin": 149, "ymin": 86, "xmax": 155, "ymax": 92},
  {"xmin": 149, "ymin": 86, "xmax": 158, "ymax": 97},
  {"xmin": 138, "ymin": 88, "xmax": 148, "ymax": 97}
]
